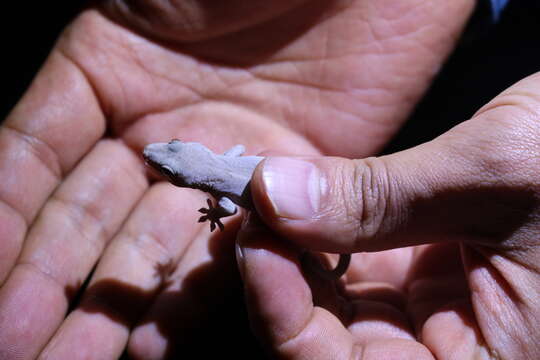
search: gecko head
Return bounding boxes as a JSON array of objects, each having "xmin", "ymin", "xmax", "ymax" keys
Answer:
[{"xmin": 143, "ymin": 139, "xmax": 185, "ymax": 183}]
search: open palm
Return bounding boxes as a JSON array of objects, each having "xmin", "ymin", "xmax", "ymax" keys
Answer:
[{"xmin": 0, "ymin": 0, "xmax": 474, "ymax": 358}]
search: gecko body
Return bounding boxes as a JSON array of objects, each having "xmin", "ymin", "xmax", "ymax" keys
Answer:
[{"xmin": 143, "ymin": 139, "xmax": 350, "ymax": 279}]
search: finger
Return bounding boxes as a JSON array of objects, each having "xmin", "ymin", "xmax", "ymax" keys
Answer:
[
  {"xmin": 39, "ymin": 184, "xmax": 205, "ymax": 359},
  {"xmin": 237, "ymin": 214, "xmax": 355, "ymax": 359},
  {"xmin": 249, "ymin": 153, "xmax": 441, "ymax": 254},
  {"xmin": 126, "ymin": 205, "xmax": 245, "ymax": 358},
  {"xmin": 0, "ymin": 140, "xmax": 145, "ymax": 360},
  {"xmin": 405, "ymin": 243, "xmax": 490, "ymax": 358},
  {"xmin": 237, "ymin": 214, "xmax": 432, "ymax": 359},
  {"xmin": 421, "ymin": 300, "xmax": 491, "ymax": 359},
  {"xmin": 250, "ymin": 81, "xmax": 540, "ymax": 253},
  {"xmin": 0, "ymin": 50, "xmax": 105, "ymax": 282}
]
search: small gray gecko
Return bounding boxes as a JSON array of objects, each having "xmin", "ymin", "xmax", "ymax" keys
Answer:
[{"xmin": 143, "ymin": 139, "xmax": 350, "ymax": 279}]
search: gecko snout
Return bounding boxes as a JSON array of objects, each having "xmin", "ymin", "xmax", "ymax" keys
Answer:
[{"xmin": 142, "ymin": 144, "xmax": 161, "ymax": 168}]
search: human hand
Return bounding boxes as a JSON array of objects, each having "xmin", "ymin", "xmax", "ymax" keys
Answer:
[
  {"xmin": 240, "ymin": 73, "xmax": 540, "ymax": 359},
  {"xmin": 0, "ymin": 1, "xmax": 474, "ymax": 358}
]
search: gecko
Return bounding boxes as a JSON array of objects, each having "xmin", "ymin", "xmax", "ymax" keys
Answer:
[{"xmin": 142, "ymin": 139, "xmax": 350, "ymax": 279}]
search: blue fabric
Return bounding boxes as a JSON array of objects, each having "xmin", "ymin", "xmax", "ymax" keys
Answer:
[
  {"xmin": 491, "ymin": 0, "xmax": 510, "ymax": 21},
  {"xmin": 460, "ymin": 0, "xmax": 509, "ymax": 44}
]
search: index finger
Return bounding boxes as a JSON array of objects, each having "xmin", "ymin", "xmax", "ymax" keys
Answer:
[
  {"xmin": 237, "ymin": 214, "xmax": 432, "ymax": 359},
  {"xmin": 0, "ymin": 49, "xmax": 105, "ymax": 282}
]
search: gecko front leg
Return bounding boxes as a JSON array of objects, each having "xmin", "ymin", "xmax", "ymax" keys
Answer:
[
  {"xmin": 198, "ymin": 197, "xmax": 238, "ymax": 231},
  {"xmin": 223, "ymin": 144, "xmax": 245, "ymax": 157}
]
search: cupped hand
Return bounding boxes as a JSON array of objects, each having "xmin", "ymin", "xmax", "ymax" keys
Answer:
[
  {"xmin": 0, "ymin": 0, "xmax": 474, "ymax": 358},
  {"xmin": 242, "ymin": 73, "xmax": 540, "ymax": 359}
]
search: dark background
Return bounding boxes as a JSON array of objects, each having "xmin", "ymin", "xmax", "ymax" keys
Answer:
[
  {"xmin": 0, "ymin": 1, "xmax": 539, "ymax": 358},
  {"xmin": 0, "ymin": 3, "xmax": 84, "ymax": 121}
]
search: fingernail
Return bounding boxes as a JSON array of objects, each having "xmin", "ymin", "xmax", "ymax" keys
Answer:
[
  {"xmin": 261, "ymin": 158, "xmax": 325, "ymax": 220},
  {"xmin": 235, "ymin": 240, "xmax": 246, "ymax": 279},
  {"xmin": 236, "ymin": 212, "xmax": 263, "ymax": 279}
]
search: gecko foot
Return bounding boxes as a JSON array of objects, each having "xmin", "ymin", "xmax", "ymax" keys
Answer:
[{"xmin": 198, "ymin": 199, "xmax": 225, "ymax": 232}]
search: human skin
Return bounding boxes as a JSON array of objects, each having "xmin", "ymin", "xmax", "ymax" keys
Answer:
[
  {"xmin": 0, "ymin": 0, "xmax": 476, "ymax": 359},
  {"xmin": 244, "ymin": 75, "xmax": 540, "ymax": 359}
]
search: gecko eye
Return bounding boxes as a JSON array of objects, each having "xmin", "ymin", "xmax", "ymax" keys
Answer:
[{"xmin": 160, "ymin": 165, "xmax": 175, "ymax": 177}]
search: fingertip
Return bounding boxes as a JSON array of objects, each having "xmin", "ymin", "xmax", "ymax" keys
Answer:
[
  {"xmin": 250, "ymin": 158, "xmax": 279, "ymax": 224},
  {"xmin": 251, "ymin": 156, "xmax": 353, "ymax": 253}
]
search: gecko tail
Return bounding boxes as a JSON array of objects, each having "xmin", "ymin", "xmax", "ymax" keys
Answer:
[{"xmin": 302, "ymin": 253, "xmax": 351, "ymax": 280}]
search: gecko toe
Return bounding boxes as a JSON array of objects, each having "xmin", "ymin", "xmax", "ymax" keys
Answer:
[
  {"xmin": 199, "ymin": 199, "xmax": 226, "ymax": 232},
  {"xmin": 217, "ymin": 220, "xmax": 225, "ymax": 231}
]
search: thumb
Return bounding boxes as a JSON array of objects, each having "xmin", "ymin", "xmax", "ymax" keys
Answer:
[{"xmin": 250, "ymin": 121, "xmax": 538, "ymax": 254}]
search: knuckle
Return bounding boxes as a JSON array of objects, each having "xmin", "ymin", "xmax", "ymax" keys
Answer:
[
  {"xmin": 471, "ymin": 77, "xmax": 540, "ymax": 184},
  {"xmin": 470, "ymin": 104, "xmax": 540, "ymax": 187},
  {"xmin": 332, "ymin": 157, "xmax": 394, "ymax": 246}
]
